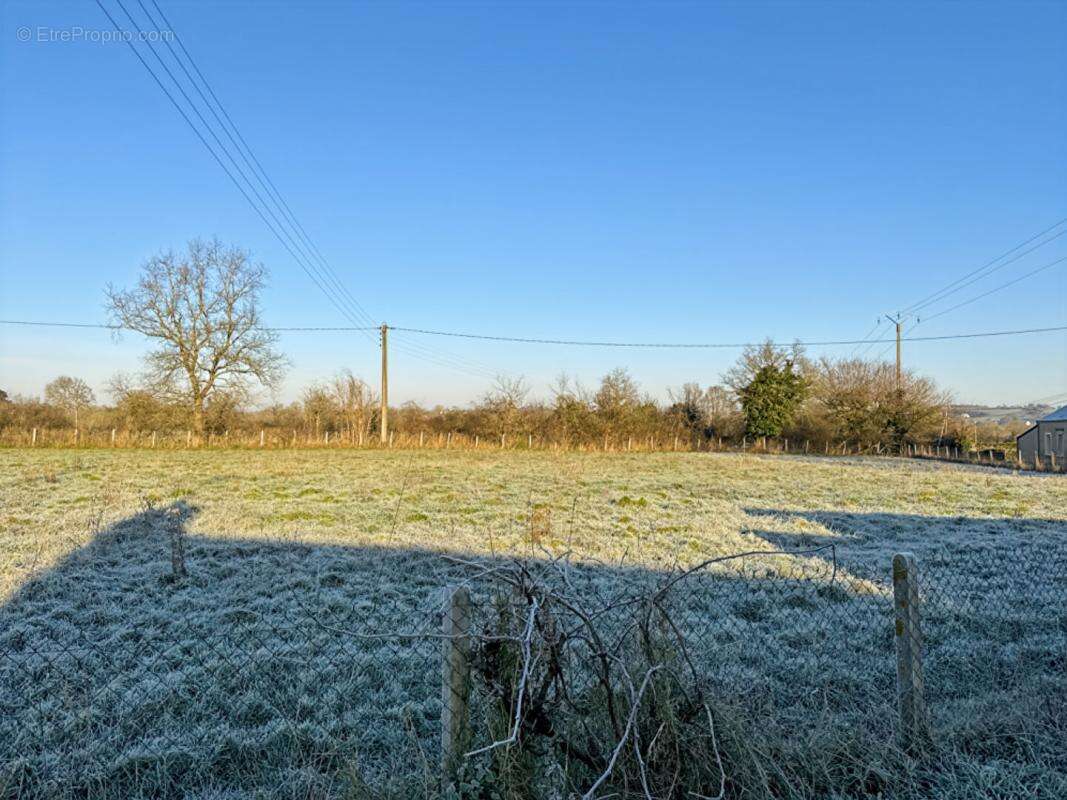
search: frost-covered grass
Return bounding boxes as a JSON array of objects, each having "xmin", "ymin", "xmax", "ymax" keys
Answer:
[{"xmin": 0, "ymin": 449, "xmax": 1065, "ymax": 798}]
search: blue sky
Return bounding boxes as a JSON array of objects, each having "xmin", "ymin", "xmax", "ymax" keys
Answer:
[{"xmin": 1, "ymin": 0, "xmax": 1065, "ymax": 407}]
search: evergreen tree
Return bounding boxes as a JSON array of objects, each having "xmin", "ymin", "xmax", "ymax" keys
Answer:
[{"xmin": 739, "ymin": 363, "xmax": 808, "ymax": 437}]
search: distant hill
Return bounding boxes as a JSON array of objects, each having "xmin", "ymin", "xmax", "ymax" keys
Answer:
[{"xmin": 951, "ymin": 404, "xmax": 1055, "ymax": 425}]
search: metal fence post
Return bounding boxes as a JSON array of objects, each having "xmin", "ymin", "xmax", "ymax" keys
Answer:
[
  {"xmin": 892, "ymin": 552, "xmax": 929, "ymax": 750},
  {"xmin": 442, "ymin": 585, "xmax": 472, "ymax": 781}
]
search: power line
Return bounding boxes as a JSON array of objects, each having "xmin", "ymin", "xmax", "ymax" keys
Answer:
[
  {"xmin": 875, "ymin": 320, "xmax": 918, "ymax": 361},
  {"xmin": 94, "ymin": 0, "xmax": 509, "ymax": 382},
  {"xmin": 919, "ymin": 254, "xmax": 1067, "ymax": 323},
  {"xmin": 900, "ymin": 216, "xmax": 1067, "ymax": 315},
  {"xmin": 143, "ymin": 0, "xmax": 504, "ymax": 380},
  {"xmin": 849, "ymin": 319, "xmax": 884, "ymax": 358},
  {"xmin": 139, "ymin": 0, "xmax": 377, "ymax": 344},
  {"xmin": 0, "ymin": 320, "xmax": 374, "ymax": 331},
  {"xmin": 388, "ymin": 323, "xmax": 1067, "ymax": 347},
  {"xmin": 6, "ymin": 318, "xmax": 1065, "ymax": 347},
  {"xmin": 91, "ymin": 0, "xmax": 362, "ymax": 332},
  {"xmin": 856, "ymin": 217, "xmax": 1067, "ymax": 361}
]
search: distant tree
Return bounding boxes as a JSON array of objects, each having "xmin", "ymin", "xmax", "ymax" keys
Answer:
[
  {"xmin": 549, "ymin": 373, "xmax": 598, "ymax": 444},
  {"xmin": 44, "ymin": 376, "xmax": 95, "ymax": 427},
  {"xmin": 808, "ymin": 357, "xmax": 950, "ymax": 449},
  {"xmin": 811, "ymin": 358, "xmax": 891, "ymax": 446},
  {"xmin": 482, "ymin": 375, "xmax": 529, "ymax": 436},
  {"xmin": 725, "ymin": 339, "xmax": 811, "ymax": 395},
  {"xmin": 204, "ymin": 392, "xmax": 243, "ymax": 436},
  {"xmin": 885, "ymin": 372, "xmax": 950, "ymax": 448},
  {"xmin": 668, "ymin": 383, "xmax": 740, "ymax": 441},
  {"xmin": 332, "ymin": 369, "xmax": 377, "ymax": 442},
  {"xmin": 667, "ymin": 383, "xmax": 710, "ymax": 441},
  {"xmin": 739, "ymin": 363, "xmax": 808, "ymax": 437},
  {"xmin": 595, "ymin": 368, "xmax": 640, "ymax": 414},
  {"xmin": 104, "ymin": 239, "xmax": 285, "ymax": 437},
  {"xmin": 106, "ymin": 372, "xmax": 176, "ymax": 431},
  {"xmin": 0, "ymin": 389, "xmax": 8, "ymax": 403},
  {"xmin": 302, "ymin": 383, "xmax": 340, "ymax": 436}
]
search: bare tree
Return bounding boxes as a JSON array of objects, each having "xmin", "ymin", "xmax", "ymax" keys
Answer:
[
  {"xmin": 724, "ymin": 339, "xmax": 811, "ymax": 395},
  {"xmin": 105, "ymin": 239, "xmax": 285, "ymax": 436},
  {"xmin": 44, "ymin": 375, "xmax": 95, "ymax": 427},
  {"xmin": 810, "ymin": 357, "xmax": 950, "ymax": 448},
  {"xmin": 482, "ymin": 375, "xmax": 529, "ymax": 436},
  {"xmin": 331, "ymin": 369, "xmax": 377, "ymax": 441}
]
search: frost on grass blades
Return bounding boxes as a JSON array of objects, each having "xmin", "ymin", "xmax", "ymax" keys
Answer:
[{"xmin": 0, "ymin": 449, "xmax": 1064, "ymax": 798}]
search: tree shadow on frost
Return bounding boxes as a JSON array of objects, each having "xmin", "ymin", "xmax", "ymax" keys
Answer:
[{"xmin": 1, "ymin": 503, "xmax": 1063, "ymax": 798}]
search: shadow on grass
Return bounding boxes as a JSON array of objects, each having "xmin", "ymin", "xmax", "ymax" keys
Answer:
[{"xmin": 1, "ymin": 504, "xmax": 1064, "ymax": 799}]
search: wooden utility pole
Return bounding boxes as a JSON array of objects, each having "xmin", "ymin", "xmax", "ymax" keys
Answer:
[
  {"xmin": 885, "ymin": 314, "xmax": 904, "ymax": 392},
  {"xmin": 380, "ymin": 323, "xmax": 389, "ymax": 444}
]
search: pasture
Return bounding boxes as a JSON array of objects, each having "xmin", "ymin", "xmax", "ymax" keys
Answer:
[{"xmin": 1, "ymin": 449, "xmax": 1065, "ymax": 798}]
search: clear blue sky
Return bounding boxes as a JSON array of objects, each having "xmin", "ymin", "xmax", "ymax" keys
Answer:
[{"xmin": 2, "ymin": 0, "xmax": 1065, "ymax": 408}]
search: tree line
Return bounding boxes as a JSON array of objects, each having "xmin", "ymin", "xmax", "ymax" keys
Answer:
[
  {"xmin": 0, "ymin": 355, "xmax": 1009, "ymax": 452},
  {"xmin": 0, "ymin": 239, "xmax": 1023, "ymax": 452}
]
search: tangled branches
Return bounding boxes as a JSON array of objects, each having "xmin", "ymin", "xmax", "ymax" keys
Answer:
[{"xmin": 447, "ymin": 551, "xmax": 742, "ymax": 799}]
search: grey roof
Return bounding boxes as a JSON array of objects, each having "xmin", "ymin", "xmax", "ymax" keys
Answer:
[{"xmin": 1040, "ymin": 404, "xmax": 1067, "ymax": 422}]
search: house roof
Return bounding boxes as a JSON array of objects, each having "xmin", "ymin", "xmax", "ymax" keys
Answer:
[{"xmin": 1040, "ymin": 404, "xmax": 1067, "ymax": 422}]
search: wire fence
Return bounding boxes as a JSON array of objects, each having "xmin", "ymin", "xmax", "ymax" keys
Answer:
[
  {"xmin": 1, "ymin": 534, "xmax": 1064, "ymax": 798},
  {"xmin": 5, "ymin": 426, "xmax": 1064, "ymax": 475}
]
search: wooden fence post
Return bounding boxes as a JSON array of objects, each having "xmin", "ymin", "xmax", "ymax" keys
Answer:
[
  {"xmin": 442, "ymin": 585, "xmax": 472, "ymax": 782},
  {"xmin": 892, "ymin": 553, "xmax": 929, "ymax": 751},
  {"xmin": 31, "ymin": 428, "xmax": 37, "ymax": 446},
  {"xmin": 111, "ymin": 428, "xmax": 116, "ymax": 447},
  {"xmin": 260, "ymin": 429, "xmax": 265, "ymax": 448}
]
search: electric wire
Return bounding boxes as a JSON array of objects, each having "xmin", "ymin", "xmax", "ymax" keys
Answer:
[
  {"xmin": 900, "ymin": 217, "xmax": 1067, "ymax": 315},
  {"xmin": 5, "ymin": 318, "xmax": 1066, "ymax": 347},
  {"xmin": 919, "ymin": 254, "xmax": 1067, "ymax": 323},
  {"xmin": 91, "ymin": 0, "xmax": 365, "ymax": 333},
  {"xmin": 97, "ymin": 0, "xmax": 509, "ymax": 380}
]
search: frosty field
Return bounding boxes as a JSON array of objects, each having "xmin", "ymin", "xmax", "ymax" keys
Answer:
[{"xmin": 1, "ymin": 448, "xmax": 1065, "ymax": 798}]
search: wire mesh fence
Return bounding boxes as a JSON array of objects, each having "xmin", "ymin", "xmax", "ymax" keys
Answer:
[{"xmin": 1, "ymin": 532, "xmax": 1064, "ymax": 798}]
